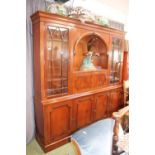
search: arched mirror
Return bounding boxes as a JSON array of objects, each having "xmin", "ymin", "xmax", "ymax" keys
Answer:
[{"xmin": 74, "ymin": 34, "xmax": 108, "ymax": 72}]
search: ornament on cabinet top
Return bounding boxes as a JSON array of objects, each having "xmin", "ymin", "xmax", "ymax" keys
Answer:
[
  {"xmin": 46, "ymin": 1, "xmax": 68, "ymax": 16},
  {"xmin": 68, "ymin": 6, "xmax": 95, "ymax": 23},
  {"xmin": 95, "ymin": 16, "xmax": 109, "ymax": 27}
]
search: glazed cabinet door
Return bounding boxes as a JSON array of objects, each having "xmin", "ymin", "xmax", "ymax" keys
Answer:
[
  {"xmin": 45, "ymin": 25, "xmax": 69, "ymax": 97},
  {"xmin": 109, "ymin": 35, "xmax": 124, "ymax": 84},
  {"xmin": 109, "ymin": 88, "xmax": 123, "ymax": 115},
  {"xmin": 74, "ymin": 96, "xmax": 94, "ymax": 129},
  {"xmin": 45, "ymin": 101, "xmax": 72, "ymax": 143},
  {"xmin": 93, "ymin": 92, "xmax": 109, "ymax": 121}
]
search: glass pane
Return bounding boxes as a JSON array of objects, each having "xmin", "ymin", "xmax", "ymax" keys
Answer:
[
  {"xmin": 46, "ymin": 26, "xmax": 69, "ymax": 96},
  {"xmin": 110, "ymin": 38, "xmax": 122, "ymax": 84}
]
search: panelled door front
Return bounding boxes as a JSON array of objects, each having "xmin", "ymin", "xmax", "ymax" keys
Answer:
[
  {"xmin": 46, "ymin": 101, "xmax": 72, "ymax": 142},
  {"xmin": 75, "ymin": 96, "xmax": 94, "ymax": 129},
  {"xmin": 94, "ymin": 92, "xmax": 109, "ymax": 121}
]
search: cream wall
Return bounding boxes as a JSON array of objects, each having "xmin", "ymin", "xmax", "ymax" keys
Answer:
[{"xmin": 66, "ymin": 0, "xmax": 129, "ymax": 31}]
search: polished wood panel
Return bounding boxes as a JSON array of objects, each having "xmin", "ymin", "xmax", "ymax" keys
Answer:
[
  {"xmin": 94, "ymin": 92, "xmax": 109, "ymax": 121},
  {"xmin": 48, "ymin": 101, "xmax": 72, "ymax": 141},
  {"xmin": 75, "ymin": 96, "xmax": 93, "ymax": 129},
  {"xmin": 109, "ymin": 88, "xmax": 123, "ymax": 115},
  {"xmin": 73, "ymin": 71, "xmax": 108, "ymax": 93},
  {"xmin": 34, "ymin": 98, "xmax": 44, "ymax": 143}
]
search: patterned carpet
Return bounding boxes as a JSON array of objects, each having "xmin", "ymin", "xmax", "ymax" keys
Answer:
[{"xmin": 26, "ymin": 139, "xmax": 78, "ymax": 155}]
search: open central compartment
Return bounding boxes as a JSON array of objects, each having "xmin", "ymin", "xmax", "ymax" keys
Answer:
[
  {"xmin": 73, "ymin": 34, "xmax": 108, "ymax": 72},
  {"xmin": 73, "ymin": 33, "xmax": 109, "ymax": 93}
]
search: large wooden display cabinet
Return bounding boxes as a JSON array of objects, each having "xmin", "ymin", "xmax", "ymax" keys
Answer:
[{"xmin": 31, "ymin": 11, "xmax": 125, "ymax": 152}]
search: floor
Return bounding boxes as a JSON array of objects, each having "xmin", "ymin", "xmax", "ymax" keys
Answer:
[{"xmin": 26, "ymin": 139, "xmax": 78, "ymax": 155}]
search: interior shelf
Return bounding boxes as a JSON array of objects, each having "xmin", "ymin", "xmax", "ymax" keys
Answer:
[
  {"xmin": 47, "ymin": 77, "xmax": 68, "ymax": 81},
  {"xmin": 74, "ymin": 69, "xmax": 108, "ymax": 73},
  {"xmin": 48, "ymin": 39, "xmax": 68, "ymax": 42}
]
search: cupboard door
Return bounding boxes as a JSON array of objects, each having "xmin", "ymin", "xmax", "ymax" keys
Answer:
[
  {"xmin": 109, "ymin": 88, "xmax": 123, "ymax": 115},
  {"xmin": 75, "ymin": 96, "xmax": 93, "ymax": 129},
  {"xmin": 94, "ymin": 92, "xmax": 109, "ymax": 121},
  {"xmin": 47, "ymin": 101, "xmax": 72, "ymax": 141}
]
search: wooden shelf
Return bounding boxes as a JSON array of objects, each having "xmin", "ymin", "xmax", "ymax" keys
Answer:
[
  {"xmin": 48, "ymin": 39, "xmax": 68, "ymax": 42},
  {"xmin": 47, "ymin": 77, "xmax": 68, "ymax": 82},
  {"xmin": 74, "ymin": 69, "xmax": 108, "ymax": 74}
]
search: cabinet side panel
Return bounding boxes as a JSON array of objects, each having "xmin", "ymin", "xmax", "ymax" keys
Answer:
[
  {"xmin": 34, "ymin": 98, "xmax": 44, "ymax": 144},
  {"xmin": 33, "ymin": 22, "xmax": 45, "ymax": 144},
  {"xmin": 33, "ymin": 23, "xmax": 41, "ymax": 98}
]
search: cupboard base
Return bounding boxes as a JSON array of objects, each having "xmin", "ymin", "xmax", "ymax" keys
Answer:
[{"xmin": 36, "ymin": 134, "xmax": 71, "ymax": 153}]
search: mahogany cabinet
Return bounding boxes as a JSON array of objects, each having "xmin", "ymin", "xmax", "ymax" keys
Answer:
[{"xmin": 31, "ymin": 11, "xmax": 125, "ymax": 152}]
